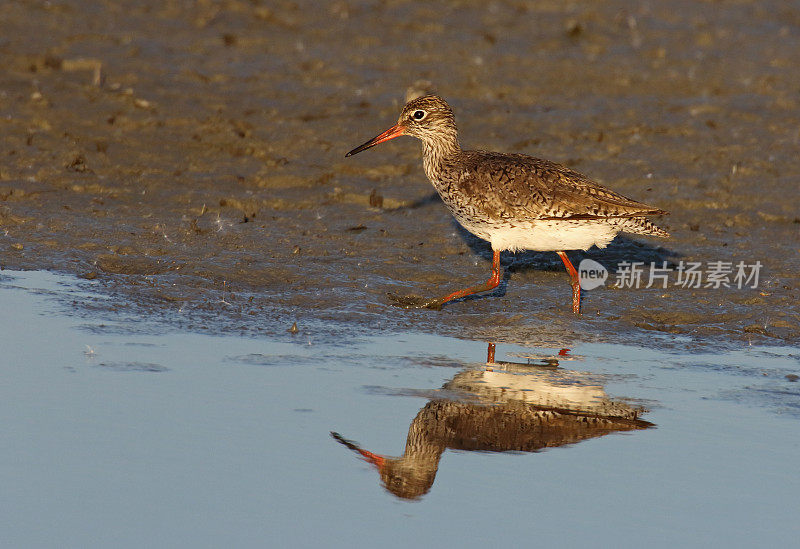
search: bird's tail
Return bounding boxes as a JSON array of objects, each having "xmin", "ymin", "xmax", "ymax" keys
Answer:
[{"xmin": 615, "ymin": 216, "xmax": 670, "ymax": 238}]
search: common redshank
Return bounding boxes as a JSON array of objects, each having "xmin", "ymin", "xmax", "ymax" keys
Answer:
[
  {"xmin": 331, "ymin": 343, "xmax": 652, "ymax": 499},
  {"xmin": 345, "ymin": 95, "xmax": 669, "ymax": 313}
]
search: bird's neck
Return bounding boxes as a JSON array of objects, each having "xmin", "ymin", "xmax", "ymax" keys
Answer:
[
  {"xmin": 421, "ymin": 133, "xmax": 460, "ymax": 183},
  {"xmin": 401, "ymin": 416, "xmax": 446, "ymax": 467}
]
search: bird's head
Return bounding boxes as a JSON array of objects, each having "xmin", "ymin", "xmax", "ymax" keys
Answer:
[{"xmin": 345, "ymin": 95, "xmax": 457, "ymax": 157}]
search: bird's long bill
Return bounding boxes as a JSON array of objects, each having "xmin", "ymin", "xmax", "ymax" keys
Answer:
[
  {"xmin": 345, "ymin": 124, "xmax": 406, "ymax": 157},
  {"xmin": 356, "ymin": 448, "xmax": 386, "ymax": 469},
  {"xmin": 331, "ymin": 431, "xmax": 386, "ymax": 470}
]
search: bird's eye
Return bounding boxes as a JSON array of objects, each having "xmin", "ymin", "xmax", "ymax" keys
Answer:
[{"xmin": 412, "ymin": 110, "xmax": 426, "ymax": 120}]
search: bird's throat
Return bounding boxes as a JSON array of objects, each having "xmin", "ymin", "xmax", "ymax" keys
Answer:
[{"xmin": 421, "ymin": 137, "xmax": 459, "ymax": 184}]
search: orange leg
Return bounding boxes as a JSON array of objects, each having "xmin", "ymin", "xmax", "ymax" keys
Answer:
[
  {"xmin": 557, "ymin": 251, "xmax": 581, "ymax": 314},
  {"xmin": 389, "ymin": 250, "xmax": 502, "ymax": 310}
]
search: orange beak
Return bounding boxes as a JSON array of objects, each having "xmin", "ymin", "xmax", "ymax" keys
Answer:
[
  {"xmin": 356, "ymin": 448, "xmax": 386, "ymax": 469},
  {"xmin": 331, "ymin": 431, "xmax": 387, "ymax": 470},
  {"xmin": 345, "ymin": 124, "xmax": 406, "ymax": 157}
]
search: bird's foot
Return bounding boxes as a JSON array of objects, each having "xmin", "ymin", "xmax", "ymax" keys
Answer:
[{"xmin": 387, "ymin": 292, "xmax": 443, "ymax": 310}]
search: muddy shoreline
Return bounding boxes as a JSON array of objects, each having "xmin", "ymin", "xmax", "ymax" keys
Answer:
[{"xmin": 1, "ymin": 0, "xmax": 798, "ymax": 347}]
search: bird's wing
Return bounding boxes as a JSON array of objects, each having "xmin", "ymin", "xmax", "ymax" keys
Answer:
[{"xmin": 459, "ymin": 152, "xmax": 668, "ymax": 221}]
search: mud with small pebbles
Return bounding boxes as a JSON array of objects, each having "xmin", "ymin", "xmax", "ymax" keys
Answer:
[{"xmin": 1, "ymin": 0, "xmax": 799, "ymax": 347}]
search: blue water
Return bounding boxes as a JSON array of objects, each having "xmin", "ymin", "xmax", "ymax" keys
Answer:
[{"xmin": 1, "ymin": 271, "xmax": 798, "ymax": 548}]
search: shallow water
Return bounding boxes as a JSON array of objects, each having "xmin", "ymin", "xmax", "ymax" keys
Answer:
[{"xmin": 2, "ymin": 270, "xmax": 798, "ymax": 548}]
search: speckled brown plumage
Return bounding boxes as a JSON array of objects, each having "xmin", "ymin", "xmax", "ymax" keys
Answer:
[
  {"xmin": 345, "ymin": 95, "xmax": 669, "ymax": 312},
  {"xmin": 454, "ymin": 151, "xmax": 666, "ymax": 220}
]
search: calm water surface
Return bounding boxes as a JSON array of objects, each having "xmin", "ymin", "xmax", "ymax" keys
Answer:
[{"xmin": 1, "ymin": 271, "xmax": 798, "ymax": 548}]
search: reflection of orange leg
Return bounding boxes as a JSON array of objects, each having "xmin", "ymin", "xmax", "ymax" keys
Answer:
[
  {"xmin": 487, "ymin": 342, "xmax": 496, "ymax": 365},
  {"xmin": 389, "ymin": 250, "xmax": 502, "ymax": 310},
  {"xmin": 557, "ymin": 251, "xmax": 581, "ymax": 314}
]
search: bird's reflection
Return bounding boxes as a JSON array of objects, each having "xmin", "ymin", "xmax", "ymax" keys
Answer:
[{"xmin": 332, "ymin": 343, "xmax": 653, "ymax": 500}]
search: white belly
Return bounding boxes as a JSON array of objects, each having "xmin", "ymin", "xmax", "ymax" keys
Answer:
[{"xmin": 460, "ymin": 218, "xmax": 619, "ymax": 252}]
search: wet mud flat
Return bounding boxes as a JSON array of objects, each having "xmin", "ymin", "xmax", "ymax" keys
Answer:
[{"xmin": 1, "ymin": 0, "xmax": 799, "ymax": 346}]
